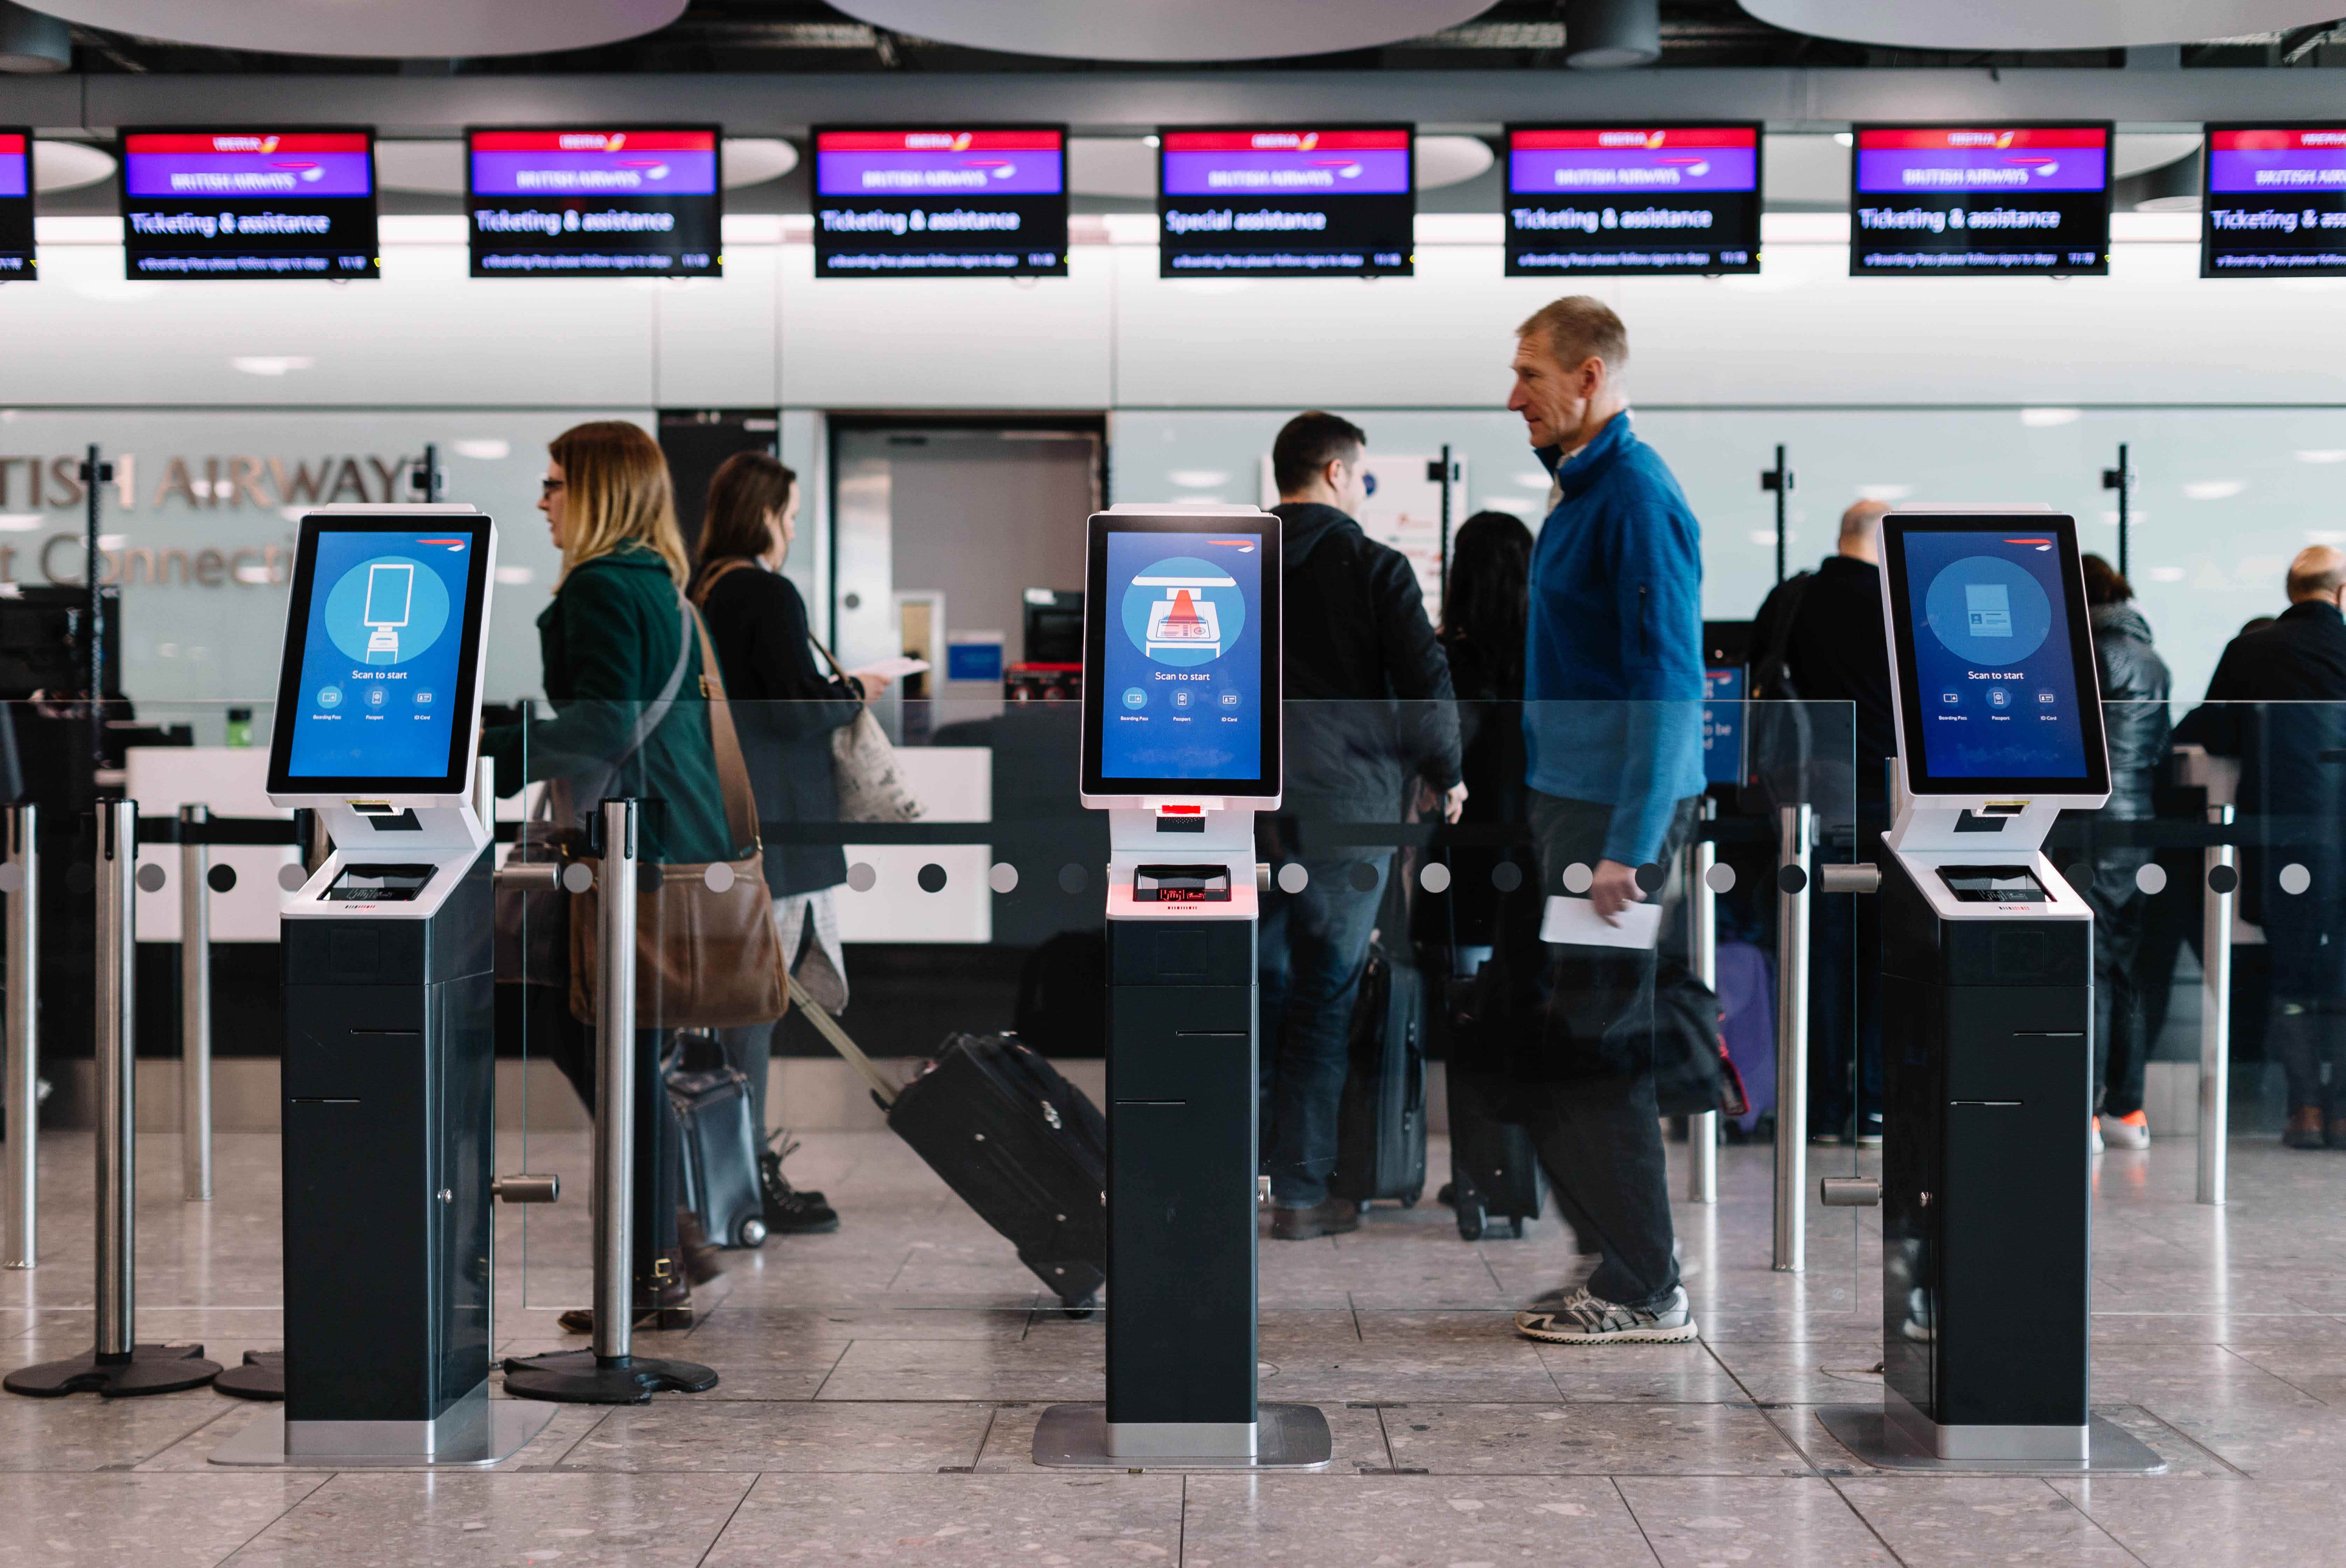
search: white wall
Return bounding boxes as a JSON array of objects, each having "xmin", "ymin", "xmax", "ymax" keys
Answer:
[{"xmin": 0, "ymin": 211, "xmax": 2337, "ymax": 703}]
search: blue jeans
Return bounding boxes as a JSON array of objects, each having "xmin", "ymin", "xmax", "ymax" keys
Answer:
[{"xmin": 1258, "ymin": 851, "xmax": 1392, "ymax": 1207}]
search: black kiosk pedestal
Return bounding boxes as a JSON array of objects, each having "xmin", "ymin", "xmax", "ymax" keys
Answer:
[
  {"xmin": 213, "ymin": 505, "xmax": 552, "ymax": 1466},
  {"xmin": 1817, "ymin": 512, "xmax": 2162, "ymax": 1475},
  {"xmin": 1033, "ymin": 505, "xmax": 1330, "ymax": 1469}
]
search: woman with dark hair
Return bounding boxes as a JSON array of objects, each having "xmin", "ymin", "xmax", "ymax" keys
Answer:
[
  {"xmin": 2079, "ymin": 552, "xmax": 2172, "ymax": 1154},
  {"xmin": 1431, "ymin": 509, "xmax": 1534, "ymax": 957},
  {"xmin": 482, "ymin": 419, "xmax": 739, "ymax": 1331},
  {"xmin": 691, "ymin": 451, "xmax": 890, "ymax": 1234}
]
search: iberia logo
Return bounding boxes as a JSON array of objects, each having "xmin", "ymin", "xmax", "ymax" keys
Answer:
[
  {"xmin": 1646, "ymin": 131, "xmax": 1666, "ymax": 149},
  {"xmin": 608, "ymin": 133, "xmax": 625, "ymax": 151},
  {"xmin": 1996, "ymin": 131, "xmax": 2016, "ymax": 149},
  {"xmin": 260, "ymin": 135, "xmax": 278, "ymax": 154},
  {"xmin": 953, "ymin": 132, "xmax": 972, "ymax": 152},
  {"xmin": 1299, "ymin": 131, "xmax": 1319, "ymax": 151}
]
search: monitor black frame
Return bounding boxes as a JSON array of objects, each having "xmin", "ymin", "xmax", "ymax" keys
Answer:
[
  {"xmin": 808, "ymin": 122, "xmax": 1071, "ymax": 280},
  {"xmin": 116, "ymin": 124, "xmax": 380, "ymax": 281},
  {"xmin": 1081, "ymin": 511, "xmax": 1282, "ymax": 800},
  {"xmin": 1880, "ymin": 512, "xmax": 2111, "ymax": 799},
  {"xmin": 463, "ymin": 123, "xmax": 725, "ymax": 281},
  {"xmin": 1155, "ymin": 122, "xmax": 1416, "ymax": 280},
  {"xmin": 0, "ymin": 125, "xmax": 32, "ymax": 282},
  {"xmin": 265, "ymin": 512, "xmax": 494, "ymax": 798},
  {"xmin": 1502, "ymin": 120, "xmax": 1764, "ymax": 277},
  {"xmin": 1846, "ymin": 120, "xmax": 2114, "ymax": 280},
  {"xmin": 2199, "ymin": 120, "xmax": 2346, "ymax": 280}
]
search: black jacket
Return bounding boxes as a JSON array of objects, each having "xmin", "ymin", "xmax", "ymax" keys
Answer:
[
  {"xmin": 2183, "ymin": 599, "xmax": 2346, "ymax": 981},
  {"xmin": 1423, "ymin": 628, "xmax": 1526, "ymax": 946},
  {"xmin": 1750, "ymin": 554, "xmax": 1897, "ymax": 811},
  {"xmin": 2090, "ymin": 601, "xmax": 2171, "ymax": 823},
  {"xmin": 694, "ymin": 562, "xmax": 865, "ymax": 897},
  {"xmin": 1270, "ymin": 502, "xmax": 1462, "ymax": 830}
]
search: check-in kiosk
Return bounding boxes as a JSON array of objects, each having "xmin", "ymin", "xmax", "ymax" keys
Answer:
[
  {"xmin": 1034, "ymin": 505, "xmax": 1328, "ymax": 1469},
  {"xmin": 1820, "ymin": 512, "xmax": 2158, "ymax": 1472},
  {"xmin": 214, "ymin": 505, "xmax": 549, "ymax": 1466}
]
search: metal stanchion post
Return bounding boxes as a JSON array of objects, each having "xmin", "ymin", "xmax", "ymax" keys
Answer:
[
  {"xmin": 3, "ymin": 803, "xmax": 34, "ymax": 1270},
  {"xmin": 1687, "ymin": 816, "xmax": 1719, "ymax": 1205},
  {"xmin": 503, "ymin": 799, "xmax": 714, "ymax": 1403},
  {"xmin": 179, "ymin": 804, "xmax": 212, "ymax": 1202},
  {"xmin": 1773, "ymin": 803, "xmax": 1812, "ymax": 1272},
  {"xmin": 2199, "ymin": 804, "xmax": 2235, "ymax": 1207},
  {"xmin": 7, "ymin": 800, "xmax": 220, "ymax": 1396}
]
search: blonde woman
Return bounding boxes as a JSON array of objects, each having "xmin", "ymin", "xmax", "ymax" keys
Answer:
[{"xmin": 482, "ymin": 419, "xmax": 739, "ymax": 1332}]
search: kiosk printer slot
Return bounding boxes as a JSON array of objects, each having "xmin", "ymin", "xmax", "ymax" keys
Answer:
[
  {"xmin": 1822, "ymin": 512, "xmax": 2158, "ymax": 1472},
  {"xmin": 1034, "ymin": 505, "xmax": 1329, "ymax": 1469},
  {"xmin": 215, "ymin": 505, "xmax": 549, "ymax": 1466}
]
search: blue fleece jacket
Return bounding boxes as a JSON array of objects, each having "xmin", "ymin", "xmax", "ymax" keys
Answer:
[{"xmin": 1521, "ymin": 411, "xmax": 1706, "ymax": 867}]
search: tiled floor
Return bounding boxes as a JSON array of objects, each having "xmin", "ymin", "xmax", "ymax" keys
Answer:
[{"xmin": 0, "ymin": 1124, "xmax": 2340, "ymax": 1564}]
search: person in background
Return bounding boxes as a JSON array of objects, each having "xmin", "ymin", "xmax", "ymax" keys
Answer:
[
  {"xmin": 2188, "ymin": 545, "xmax": 2346, "ymax": 1149},
  {"xmin": 481, "ymin": 419, "xmax": 740, "ymax": 1332},
  {"xmin": 1748, "ymin": 497, "xmax": 1897, "ymax": 1148},
  {"xmin": 1427, "ymin": 510, "xmax": 1534, "ymax": 964},
  {"xmin": 1259, "ymin": 410, "xmax": 1465, "ymax": 1240},
  {"xmin": 692, "ymin": 451, "xmax": 893, "ymax": 1236},
  {"xmin": 2078, "ymin": 554, "xmax": 2172, "ymax": 1154},
  {"xmin": 1505, "ymin": 296, "xmax": 1705, "ymax": 1346}
]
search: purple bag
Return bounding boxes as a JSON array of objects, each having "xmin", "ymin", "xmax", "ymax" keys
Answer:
[{"xmin": 1714, "ymin": 939, "xmax": 1776, "ymax": 1133}]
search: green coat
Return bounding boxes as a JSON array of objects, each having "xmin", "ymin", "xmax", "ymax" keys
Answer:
[{"xmin": 481, "ymin": 541, "xmax": 739, "ymax": 866}]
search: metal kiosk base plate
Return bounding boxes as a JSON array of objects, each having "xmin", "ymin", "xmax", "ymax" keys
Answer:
[
  {"xmin": 210, "ymin": 1401, "xmax": 558, "ymax": 1468},
  {"xmin": 1816, "ymin": 1407, "xmax": 2168, "ymax": 1474},
  {"xmin": 1032, "ymin": 1404, "xmax": 1334, "ymax": 1470}
]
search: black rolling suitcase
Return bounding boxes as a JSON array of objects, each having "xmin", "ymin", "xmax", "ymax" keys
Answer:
[
  {"xmin": 793, "ymin": 996, "xmax": 1107, "ymax": 1307},
  {"xmin": 1330, "ymin": 943, "xmax": 1428, "ymax": 1208},
  {"xmin": 1445, "ymin": 1068, "xmax": 1547, "ymax": 1240},
  {"xmin": 664, "ymin": 1034, "xmax": 770, "ymax": 1251}
]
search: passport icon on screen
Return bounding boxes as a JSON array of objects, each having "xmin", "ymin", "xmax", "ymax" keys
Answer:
[{"xmin": 1965, "ymin": 582, "xmax": 2014, "ymax": 637}]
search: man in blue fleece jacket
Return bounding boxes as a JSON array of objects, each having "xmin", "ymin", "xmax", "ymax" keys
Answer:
[{"xmin": 1505, "ymin": 297, "xmax": 1707, "ymax": 1348}]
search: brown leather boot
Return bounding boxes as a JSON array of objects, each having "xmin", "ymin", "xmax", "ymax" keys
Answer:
[
  {"xmin": 2285, "ymin": 1106, "xmax": 2328, "ymax": 1150},
  {"xmin": 678, "ymin": 1209, "xmax": 727, "ymax": 1285}
]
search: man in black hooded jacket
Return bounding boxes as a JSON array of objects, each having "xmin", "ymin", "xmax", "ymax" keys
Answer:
[{"xmin": 1259, "ymin": 410, "xmax": 1464, "ymax": 1238}]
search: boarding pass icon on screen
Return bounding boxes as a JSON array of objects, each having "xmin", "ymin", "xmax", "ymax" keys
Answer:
[
  {"xmin": 1965, "ymin": 582, "xmax": 2013, "ymax": 638},
  {"xmin": 1145, "ymin": 589, "xmax": 1222, "ymax": 657}
]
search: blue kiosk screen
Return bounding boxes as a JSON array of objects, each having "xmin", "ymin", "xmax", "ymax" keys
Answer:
[
  {"xmin": 1900, "ymin": 528, "xmax": 2090, "ymax": 781},
  {"xmin": 286, "ymin": 529, "xmax": 476, "ymax": 778},
  {"xmin": 1098, "ymin": 529, "xmax": 1265, "ymax": 783}
]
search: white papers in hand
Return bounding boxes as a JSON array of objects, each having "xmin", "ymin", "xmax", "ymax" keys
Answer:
[{"xmin": 1540, "ymin": 894, "xmax": 1664, "ymax": 951}]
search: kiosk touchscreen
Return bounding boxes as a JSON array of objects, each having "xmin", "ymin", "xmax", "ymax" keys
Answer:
[
  {"xmin": 1038, "ymin": 506, "xmax": 1328, "ymax": 1471},
  {"xmin": 1832, "ymin": 512, "xmax": 2157, "ymax": 1471},
  {"xmin": 216, "ymin": 506, "xmax": 543, "ymax": 1465}
]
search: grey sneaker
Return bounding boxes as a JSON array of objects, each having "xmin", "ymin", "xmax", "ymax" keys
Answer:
[
  {"xmin": 1523, "ymin": 1243, "xmax": 1695, "ymax": 1313},
  {"xmin": 1515, "ymin": 1285, "xmax": 1698, "ymax": 1345}
]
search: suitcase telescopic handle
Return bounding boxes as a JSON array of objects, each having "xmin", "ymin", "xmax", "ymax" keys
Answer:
[{"xmin": 794, "ymin": 991, "xmax": 900, "ymax": 1108}]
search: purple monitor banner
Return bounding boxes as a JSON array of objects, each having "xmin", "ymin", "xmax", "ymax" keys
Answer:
[
  {"xmin": 471, "ymin": 150, "xmax": 716, "ymax": 197},
  {"xmin": 122, "ymin": 132, "xmax": 373, "ymax": 199},
  {"xmin": 1160, "ymin": 131, "xmax": 1412, "ymax": 198},
  {"xmin": 2208, "ymin": 129, "xmax": 2346, "ymax": 192},
  {"xmin": 1855, "ymin": 129, "xmax": 2108, "ymax": 195}
]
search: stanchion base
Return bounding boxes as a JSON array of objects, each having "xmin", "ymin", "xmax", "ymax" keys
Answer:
[
  {"xmin": 1031, "ymin": 1404, "xmax": 1334, "ymax": 1470},
  {"xmin": 499, "ymin": 1350, "xmax": 719, "ymax": 1405},
  {"xmin": 208, "ymin": 1402, "xmax": 558, "ymax": 1468},
  {"xmin": 4, "ymin": 1342, "xmax": 222, "ymax": 1398},
  {"xmin": 1816, "ymin": 1407, "xmax": 2168, "ymax": 1474},
  {"xmin": 212, "ymin": 1351, "xmax": 285, "ymax": 1401}
]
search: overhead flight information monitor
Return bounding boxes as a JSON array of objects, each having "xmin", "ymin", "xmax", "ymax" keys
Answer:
[
  {"xmin": 267, "ymin": 515, "xmax": 493, "ymax": 795},
  {"xmin": 1081, "ymin": 512, "xmax": 1281, "ymax": 801},
  {"xmin": 0, "ymin": 130, "xmax": 29, "ymax": 280},
  {"xmin": 468, "ymin": 127, "xmax": 720, "ymax": 278},
  {"xmin": 812, "ymin": 127, "xmax": 1068, "ymax": 277},
  {"xmin": 2202, "ymin": 124, "xmax": 2346, "ymax": 277},
  {"xmin": 1881, "ymin": 514, "xmax": 2110, "ymax": 798},
  {"xmin": 1850, "ymin": 124, "xmax": 2110, "ymax": 277},
  {"xmin": 1506, "ymin": 125, "xmax": 1760, "ymax": 276},
  {"xmin": 120, "ymin": 128, "xmax": 378, "ymax": 279},
  {"xmin": 1158, "ymin": 126, "xmax": 1413, "ymax": 278}
]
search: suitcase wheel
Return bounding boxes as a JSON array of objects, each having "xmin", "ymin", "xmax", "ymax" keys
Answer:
[
  {"xmin": 734, "ymin": 1216, "xmax": 769, "ymax": 1250},
  {"xmin": 1455, "ymin": 1193, "xmax": 1485, "ymax": 1241},
  {"xmin": 1400, "ymin": 1187, "xmax": 1421, "ymax": 1209}
]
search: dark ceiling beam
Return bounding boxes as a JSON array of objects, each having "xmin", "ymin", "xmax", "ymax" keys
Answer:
[{"xmin": 0, "ymin": 67, "xmax": 2322, "ymax": 136}]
